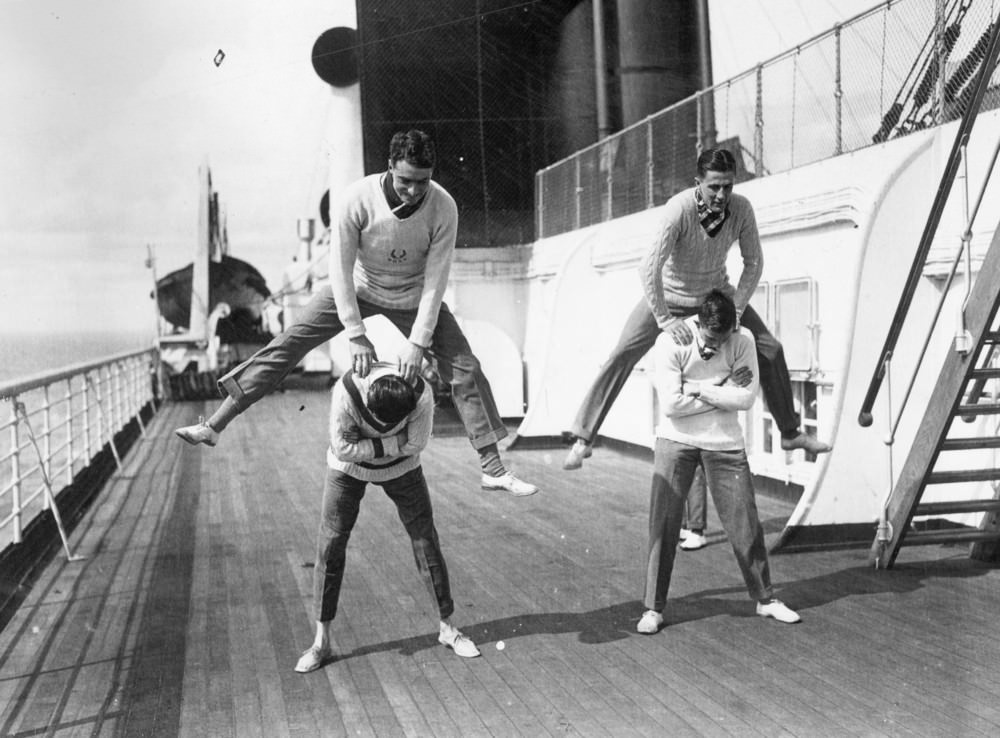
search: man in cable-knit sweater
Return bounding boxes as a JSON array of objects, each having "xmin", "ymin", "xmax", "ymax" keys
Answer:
[
  {"xmin": 564, "ymin": 147, "xmax": 831, "ymax": 471},
  {"xmin": 636, "ymin": 291, "xmax": 800, "ymax": 634},
  {"xmin": 294, "ymin": 363, "xmax": 480, "ymax": 673},
  {"xmin": 177, "ymin": 129, "xmax": 536, "ymax": 497}
]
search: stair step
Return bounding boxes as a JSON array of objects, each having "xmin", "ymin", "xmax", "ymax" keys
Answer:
[
  {"xmin": 915, "ymin": 499, "xmax": 1000, "ymax": 515},
  {"xmin": 956, "ymin": 403, "xmax": 1000, "ymax": 415},
  {"xmin": 940, "ymin": 437, "xmax": 1000, "ymax": 451},
  {"xmin": 899, "ymin": 528, "xmax": 1000, "ymax": 546},
  {"xmin": 983, "ymin": 331, "xmax": 1000, "ymax": 344},
  {"xmin": 927, "ymin": 469, "xmax": 1000, "ymax": 484},
  {"xmin": 970, "ymin": 367, "xmax": 1000, "ymax": 379}
]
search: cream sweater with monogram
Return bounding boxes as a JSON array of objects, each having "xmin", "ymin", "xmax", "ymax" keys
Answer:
[{"xmin": 330, "ymin": 173, "xmax": 458, "ymax": 348}]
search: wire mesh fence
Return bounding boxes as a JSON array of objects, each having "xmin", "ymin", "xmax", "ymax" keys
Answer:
[{"xmin": 537, "ymin": 0, "xmax": 1000, "ymax": 239}]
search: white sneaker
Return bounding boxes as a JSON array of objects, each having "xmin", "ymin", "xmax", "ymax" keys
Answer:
[
  {"xmin": 756, "ymin": 599, "xmax": 801, "ymax": 624},
  {"xmin": 562, "ymin": 441, "xmax": 593, "ymax": 470},
  {"xmin": 679, "ymin": 528, "xmax": 691, "ymax": 540},
  {"xmin": 438, "ymin": 623, "xmax": 481, "ymax": 658},
  {"xmin": 481, "ymin": 472, "xmax": 539, "ymax": 497},
  {"xmin": 294, "ymin": 644, "xmax": 331, "ymax": 673},
  {"xmin": 175, "ymin": 416, "xmax": 220, "ymax": 447},
  {"xmin": 679, "ymin": 532, "xmax": 707, "ymax": 550},
  {"xmin": 636, "ymin": 610, "xmax": 664, "ymax": 634}
]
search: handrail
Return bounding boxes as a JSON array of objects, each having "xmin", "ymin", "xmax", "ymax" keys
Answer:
[
  {"xmin": 1, "ymin": 347, "xmax": 158, "ymax": 550},
  {"xmin": 880, "ymin": 135, "xmax": 1000, "ymax": 444},
  {"xmin": 857, "ymin": 11, "xmax": 1000, "ymax": 427},
  {"xmin": 0, "ymin": 347, "xmax": 156, "ymax": 399}
]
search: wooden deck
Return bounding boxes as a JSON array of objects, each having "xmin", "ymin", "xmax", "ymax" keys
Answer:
[{"xmin": 2, "ymin": 379, "xmax": 1000, "ymax": 737}]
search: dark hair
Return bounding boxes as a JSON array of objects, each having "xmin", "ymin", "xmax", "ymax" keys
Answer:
[
  {"xmin": 698, "ymin": 290, "xmax": 737, "ymax": 333},
  {"xmin": 389, "ymin": 130, "xmax": 436, "ymax": 168},
  {"xmin": 367, "ymin": 375, "xmax": 417, "ymax": 425},
  {"xmin": 696, "ymin": 147, "xmax": 737, "ymax": 177}
]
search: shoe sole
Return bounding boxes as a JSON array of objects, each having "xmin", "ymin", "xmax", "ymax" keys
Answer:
[
  {"xmin": 757, "ymin": 611, "xmax": 801, "ymax": 624},
  {"xmin": 481, "ymin": 484, "xmax": 538, "ymax": 497},
  {"xmin": 175, "ymin": 429, "xmax": 217, "ymax": 448}
]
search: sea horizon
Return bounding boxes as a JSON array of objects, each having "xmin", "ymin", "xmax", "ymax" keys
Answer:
[{"xmin": 0, "ymin": 330, "xmax": 157, "ymax": 384}]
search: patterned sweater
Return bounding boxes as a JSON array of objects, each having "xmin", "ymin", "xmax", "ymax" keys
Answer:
[
  {"xmin": 640, "ymin": 187, "xmax": 763, "ymax": 329},
  {"xmin": 329, "ymin": 173, "xmax": 458, "ymax": 348},
  {"xmin": 326, "ymin": 363, "xmax": 435, "ymax": 483},
  {"xmin": 652, "ymin": 321, "xmax": 759, "ymax": 451}
]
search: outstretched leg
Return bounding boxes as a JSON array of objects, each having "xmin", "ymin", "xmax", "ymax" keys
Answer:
[
  {"xmin": 564, "ymin": 299, "xmax": 659, "ymax": 469},
  {"xmin": 739, "ymin": 305, "xmax": 830, "ymax": 455},
  {"xmin": 177, "ymin": 286, "xmax": 347, "ymax": 445},
  {"xmin": 387, "ymin": 303, "xmax": 538, "ymax": 496}
]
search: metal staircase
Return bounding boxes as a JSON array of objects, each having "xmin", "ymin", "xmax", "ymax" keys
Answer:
[{"xmin": 869, "ymin": 222, "xmax": 1000, "ymax": 568}]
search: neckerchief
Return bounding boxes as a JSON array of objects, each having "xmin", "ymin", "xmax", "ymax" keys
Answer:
[
  {"xmin": 694, "ymin": 187, "xmax": 729, "ymax": 237},
  {"xmin": 381, "ymin": 172, "xmax": 421, "ymax": 220}
]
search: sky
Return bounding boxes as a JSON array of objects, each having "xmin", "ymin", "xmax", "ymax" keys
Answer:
[{"xmin": 1, "ymin": 0, "xmax": 880, "ymax": 340}]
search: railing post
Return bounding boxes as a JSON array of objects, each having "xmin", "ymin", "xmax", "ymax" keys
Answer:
[
  {"xmin": 604, "ymin": 141, "xmax": 613, "ymax": 221},
  {"xmin": 82, "ymin": 374, "xmax": 91, "ymax": 461},
  {"xmin": 754, "ymin": 64, "xmax": 764, "ymax": 177},
  {"xmin": 42, "ymin": 387, "xmax": 51, "ymax": 511},
  {"xmin": 574, "ymin": 157, "xmax": 581, "ymax": 230},
  {"xmin": 834, "ymin": 24, "xmax": 843, "ymax": 156},
  {"xmin": 65, "ymin": 377, "xmax": 74, "ymax": 484},
  {"xmin": 9, "ymin": 397, "xmax": 22, "ymax": 544},
  {"xmin": 934, "ymin": 0, "xmax": 946, "ymax": 127},
  {"xmin": 646, "ymin": 117, "xmax": 655, "ymax": 209}
]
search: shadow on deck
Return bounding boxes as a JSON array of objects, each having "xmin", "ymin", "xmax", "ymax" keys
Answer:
[{"xmin": 1, "ymin": 385, "xmax": 999, "ymax": 737}]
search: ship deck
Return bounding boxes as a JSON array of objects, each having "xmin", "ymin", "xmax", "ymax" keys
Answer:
[{"xmin": 2, "ymin": 378, "xmax": 1000, "ymax": 737}]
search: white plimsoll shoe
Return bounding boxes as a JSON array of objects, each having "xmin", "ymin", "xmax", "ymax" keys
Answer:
[
  {"xmin": 636, "ymin": 609, "xmax": 664, "ymax": 634},
  {"xmin": 756, "ymin": 599, "xmax": 801, "ymax": 624},
  {"xmin": 562, "ymin": 441, "xmax": 593, "ymax": 470},
  {"xmin": 679, "ymin": 528, "xmax": 691, "ymax": 540},
  {"xmin": 294, "ymin": 644, "xmax": 332, "ymax": 673},
  {"xmin": 175, "ymin": 416, "xmax": 220, "ymax": 447},
  {"xmin": 438, "ymin": 624, "xmax": 481, "ymax": 658},
  {"xmin": 481, "ymin": 472, "xmax": 539, "ymax": 497},
  {"xmin": 679, "ymin": 532, "xmax": 707, "ymax": 550}
]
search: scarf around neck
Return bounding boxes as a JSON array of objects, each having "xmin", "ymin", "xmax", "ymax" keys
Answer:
[{"xmin": 694, "ymin": 187, "xmax": 729, "ymax": 237}]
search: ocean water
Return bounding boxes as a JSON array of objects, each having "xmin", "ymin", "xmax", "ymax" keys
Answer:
[{"xmin": 0, "ymin": 331, "xmax": 156, "ymax": 384}]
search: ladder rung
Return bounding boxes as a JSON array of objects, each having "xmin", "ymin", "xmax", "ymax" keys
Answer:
[
  {"xmin": 899, "ymin": 528, "xmax": 1000, "ymax": 546},
  {"xmin": 956, "ymin": 404, "xmax": 1000, "ymax": 415},
  {"xmin": 940, "ymin": 437, "xmax": 1000, "ymax": 451},
  {"xmin": 970, "ymin": 367, "xmax": 1000, "ymax": 379},
  {"xmin": 927, "ymin": 469, "xmax": 1000, "ymax": 484},
  {"xmin": 915, "ymin": 499, "xmax": 1000, "ymax": 515}
]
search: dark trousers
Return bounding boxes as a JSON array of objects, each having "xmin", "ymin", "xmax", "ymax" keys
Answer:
[
  {"xmin": 313, "ymin": 467, "xmax": 454, "ymax": 623},
  {"xmin": 644, "ymin": 439, "xmax": 773, "ymax": 611},
  {"xmin": 570, "ymin": 298, "xmax": 800, "ymax": 442},
  {"xmin": 218, "ymin": 286, "xmax": 507, "ymax": 449},
  {"xmin": 682, "ymin": 465, "xmax": 708, "ymax": 531}
]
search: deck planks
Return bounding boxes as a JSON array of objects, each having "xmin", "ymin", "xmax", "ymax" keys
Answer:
[{"xmin": 1, "ymin": 384, "xmax": 1000, "ymax": 737}]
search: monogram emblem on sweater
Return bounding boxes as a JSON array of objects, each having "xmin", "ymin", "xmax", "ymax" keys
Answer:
[{"xmin": 389, "ymin": 248, "xmax": 408, "ymax": 263}]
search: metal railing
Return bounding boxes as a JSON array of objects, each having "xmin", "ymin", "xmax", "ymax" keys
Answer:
[
  {"xmin": 859, "ymin": 7, "xmax": 1000, "ymax": 426},
  {"xmin": 536, "ymin": 0, "xmax": 1000, "ymax": 240},
  {"xmin": 0, "ymin": 348, "xmax": 159, "ymax": 552}
]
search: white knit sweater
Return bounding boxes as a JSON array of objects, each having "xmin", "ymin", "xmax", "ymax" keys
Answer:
[
  {"xmin": 640, "ymin": 187, "xmax": 763, "ymax": 329},
  {"xmin": 329, "ymin": 173, "xmax": 458, "ymax": 348},
  {"xmin": 652, "ymin": 322, "xmax": 759, "ymax": 451}
]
